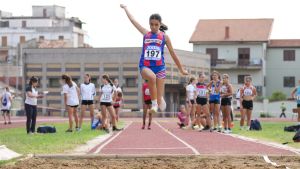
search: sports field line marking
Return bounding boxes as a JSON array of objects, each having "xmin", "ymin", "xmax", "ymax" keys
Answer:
[
  {"xmin": 104, "ymin": 147, "xmax": 190, "ymax": 150},
  {"xmin": 154, "ymin": 121, "xmax": 200, "ymax": 155},
  {"xmin": 263, "ymin": 155, "xmax": 290, "ymax": 169},
  {"xmin": 222, "ymin": 133, "xmax": 300, "ymax": 155},
  {"xmin": 93, "ymin": 121, "xmax": 133, "ymax": 154}
]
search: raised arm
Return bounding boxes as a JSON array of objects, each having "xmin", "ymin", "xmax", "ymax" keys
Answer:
[
  {"xmin": 120, "ymin": 4, "xmax": 148, "ymax": 35},
  {"xmin": 165, "ymin": 35, "xmax": 188, "ymax": 75}
]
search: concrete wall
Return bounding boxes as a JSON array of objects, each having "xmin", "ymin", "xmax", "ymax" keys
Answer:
[
  {"xmin": 32, "ymin": 5, "xmax": 65, "ymax": 18},
  {"xmin": 266, "ymin": 48, "xmax": 300, "ymax": 97}
]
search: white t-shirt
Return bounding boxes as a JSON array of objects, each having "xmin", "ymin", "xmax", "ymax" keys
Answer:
[
  {"xmin": 115, "ymin": 85, "xmax": 122, "ymax": 93},
  {"xmin": 63, "ymin": 82, "xmax": 79, "ymax": 106},
  {"xmin": 99, "ymin": 84, "xmax": 116, "ymax": 103},
  {"xmin": 1, "ymin": 91, "xmax": 12, "ymax": 110},
  {"xmin": 80, "ymin": 83, "xmax": 96, "ymax": 100},
  {"xmin": 25, "ymin": 86, "xmax": 38, "ymax": 106},
  {"xmin": 186, "ymin": 84, "xmax": 196, "ymax": 100}
]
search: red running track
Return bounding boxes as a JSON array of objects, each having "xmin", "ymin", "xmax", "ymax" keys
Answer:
[{"xmin": 90, "ymin": 120, "xmax": 297, "ymax": 156}]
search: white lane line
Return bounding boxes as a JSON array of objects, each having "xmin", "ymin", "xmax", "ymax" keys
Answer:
[
  {"xmin": 104, "ymin": 147, "xmax": 190, "ymax": 150},
  {"xmin": 94, "ymin": 121, "xmax": 133, "ymax": 154},
  {"xmin": 223, "ymin": 133, "xmax": 300, "ymax": 155},
  {"xmin": 263, "ymin": 155, "xmax": 290, "ymax": 169},
  {"xmin": 154, "ymin": 121, "xmax": 200, "ymax": 155}
]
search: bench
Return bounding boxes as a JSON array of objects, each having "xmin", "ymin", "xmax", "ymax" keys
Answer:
[{"xmin": 292, "ymin": 108, "xmax": 300, "ymax": 122}]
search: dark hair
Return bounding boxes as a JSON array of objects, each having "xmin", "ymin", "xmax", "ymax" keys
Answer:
[
  {"xmin": 4, "ymin": 86, "xmax": 9, "ymax": 92},
  {"xmin": 117, "ymin": 92, "xmax": 123, "ymax": 98},
  {"xmin": 188, "ymin": 77, "xmax": 196, "ymax": 84},
  {"xmin": 102, "ymin": 74, "xmax": 113, "ymax": 86},
  {"xmin": 149, "ymin": 13, "xmax": 168, "ymax": 32},
  {"xmin": 85, "ymin": 74, "xmax": 91, "ymax": 83},
  {"xmin": 61, "ymin": 74, "xmax": 73, "ymax": 87},
  {"xmin": 29, "ymin": 76, "xmax": 38, "ymax": 86}
]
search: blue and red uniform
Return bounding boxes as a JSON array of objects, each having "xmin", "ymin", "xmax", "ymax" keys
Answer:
[{"xmin": 139, "ymin": 31, "xmax": 166, "ymax": 79}]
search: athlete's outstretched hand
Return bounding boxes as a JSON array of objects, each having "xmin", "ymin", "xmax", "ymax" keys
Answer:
[
  {"xmin": 120, "ymin": 4, "xmax": 126, "ymax": 9},
  {"xmin": 180, "ymin": 69, "xmax": 189, "ymax": 76}
]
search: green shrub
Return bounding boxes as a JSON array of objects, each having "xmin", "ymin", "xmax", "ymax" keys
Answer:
[
  {"xmin": 269, "ymin": 91, "xmax": 286, "ymax": 102},
  {"xmin": 260, "ymin": 112, "xmax": 273, "ymax": 118}
]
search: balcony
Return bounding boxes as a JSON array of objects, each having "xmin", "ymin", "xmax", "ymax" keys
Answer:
[{"xmin": 211, "ymin": 58, "xmax": 262, "ymax": 70}]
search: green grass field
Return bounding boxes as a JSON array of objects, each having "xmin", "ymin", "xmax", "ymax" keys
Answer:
[
  {"xmin": 0, "ymin": 122, "xmax": 110, "ymax": 155},
  {"xmin": 232, "ymin": 121, "xmax": 300, "ymax": 149}
]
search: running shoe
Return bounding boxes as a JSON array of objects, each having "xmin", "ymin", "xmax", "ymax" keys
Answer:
[
  {"xmin": 104, "ymin": 128, "xmax": 110, "ymax": 133},
  {"xmin": 75, "ymin": 127, "xmax": 81, "ymax": 132},
  {"xmin": 65, "ymin": 129, "xmax": 73, "ymax": 132},
  {"xmin": 4, "ymin": 122, "xmax": 7, "ymax": 125},
  {"xmin": 113, "ymin": 126, "xmax": 123, "ymax": 131},
  {"xmin": 141, "ymin": 125, "xmax": 145, "ymax": 130},
  {"xmin": 8, "ymin": 122, "xmax": 12, "ymax": 124},
  {"xmin": 147, "ymin": 126, "xmax": 151, "ymax": 130},
  {"xmin": 159, "ymin": 97, "xmax": 166, "ymax": 111}
]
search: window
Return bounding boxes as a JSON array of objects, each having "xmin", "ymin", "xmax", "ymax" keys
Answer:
[
  {"xmin": 20, "ymin": 36, "xmax": 26, "ymax": 44},
  {"xmin": 255, "ymin": 86, "xmax": 263, "ymax": 96},
  {"xmin": 126, "ymin": 78, "xmax": 136, "ymax": 87},
  {"xmin": 39, "ymin": 36, "xmax": 44, "ymax": 41},
  {"xmin": 238, "ymin": 48, "xmax": 250, "ymax": 66},
  {"xmin": 58, "ymin": 36, "xmax": 64, "ymax": 40},
  {"xmin": 22, "ymin": 21, "xmax": 26, "ymax": 28},
  {"xmin": 283, "ymin": 76, "xmax": 295, "ymax": 88},
  {"xmin": 43, "ymin": 9, "xmax": 47, "ymax": 17},
  {"xmin": 0, "ymin": 21, "xmax": 9, "ymax": 28},
  {"xmin": 206, "ymin": 48, "xmax": 218, "ymax": 66},
  {"xmin": 283, "ymin": 50, "xmax": 295, "ymax": 61},
  {"xmin": 238, "ymin": 74, "xmax": 250, "ymax": 84},
  {"xmin": 49, "ymin": 78, "xmax": 60, "ymax": 88},
  {"xmin": 2, "ymin": 36, "xmax": 7, "ymax": 47}
]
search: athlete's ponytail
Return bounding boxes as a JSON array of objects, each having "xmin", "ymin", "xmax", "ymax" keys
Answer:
[
  {"xmin": 149, "ymin": 13, "xmax": 168, "ymax": 32},
  {"xmin": 102, "ymin": 74, "xmax": 113, "ymax": 87}
]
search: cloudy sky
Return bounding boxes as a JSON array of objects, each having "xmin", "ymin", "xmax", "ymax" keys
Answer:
[{"xmin": 1, "ymin": 0, "xmax": 300, "ymax": 51}]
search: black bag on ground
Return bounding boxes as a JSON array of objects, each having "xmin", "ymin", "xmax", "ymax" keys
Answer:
[
  {"xmin": 284, "ymin": 125, "xmax": 300, "ymax": 132},
  {"xmin": 293, "ymin": 130, "xmax": 300, "ymax": 142},
  {"xmin": 37, "ymin": 126, "xmax": 56, "ymax": 133},
  {"xmin": 250, "ymin": 119, "xmax": 262, "ymax": 131}
]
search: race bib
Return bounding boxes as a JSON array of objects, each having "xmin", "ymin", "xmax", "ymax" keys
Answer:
[
  {"xmin": 244, "ymin": 89, "xmax": 252, "ymax": 96},
  {"xmin": 102, "ymin": 94, "xmax": 111, "ymax": 101},
  {"xmin": 145, "ymin": 88, "xmax": 150, "ymax": 96},
  {"xmin": 198, "ymin": 89, "xmax": 207, "ymax": 97},
  {"xmin": 211, "ymin": 87, "xmax": 217, "ymax": 94},
  {"xmin": 144, "ymin": 46, "xmax": 161, "ymax": 61}
]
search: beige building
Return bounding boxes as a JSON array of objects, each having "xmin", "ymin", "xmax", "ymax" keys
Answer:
[{"xmin": 23, "ymin": 47, "xmax": 210, "ymax": 115}]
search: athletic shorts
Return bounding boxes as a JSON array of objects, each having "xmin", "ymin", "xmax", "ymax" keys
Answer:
[
  {"xmin": 242, "ymin": 100, "xmax": 253, "ymax": 110},
  {"xmin": 113, "ymin": 105, "xmax": 120, "ymax": 109},
  {"xmin": 297, "ymin": 104, "xmax": 300, "ymax": 108},
  {"xmin": 144, "ymin": 100, "xmax": 152, "ymax": 105},
  {"xmin": 67, "ymin": 105, "xmax": 78, "ymax": 108},
  {"xmin": 189, "ymin": 100, "xmax": 195, "ymax": 105},
  {"xmin": 100, "ymin": 102, "xmax": 112, "ymax": 107},
  {"xmin": 81, "ymin": 100, "xmax": 94, "ymax": 105},
  {"xmin": 196, "ymin": 97, "xmax": 207, "ymax": 106},
  {"xmin": 1, "ymin": 110, "xmax": 10, "ymax": 114},
  {"xmin": 139, "ymin": 65, "xmax": 166, "ymax": 79},
  {"xmin": 209, "ymin": 99, "xmax": 220, "ymax": 104},
  {"xmin": 221, "ymin": 98, "xmax": 232, "ymax": 106}
]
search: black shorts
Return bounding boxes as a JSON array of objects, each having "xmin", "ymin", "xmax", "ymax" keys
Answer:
[
  {"xmin": 196, "ymin": 97, "xmax": 207, "ymax": 106},
  {"xmin": 242, "ymin": 100, "xmax": 253, "ymax": 110},
  {"xmin": 221, "ymin": 98, "xmax": 232, "ymax": 106},
  {"xmin": 1, "ymin": 110, "xmax": 10, "ymax": 114},
  {"xmin": 81, "ymin": 100, "xmax": 94, "ymax": 105},
  {"xmin": 144, "ymin": 100, "xmax": 152, "ymax": 105},
  {"xmin": 189, "ymin": 100, "xmax": 195, "ymax": 104},
  {"xmin": 297, "ymin": 104, "xmax": 300, "ymax": 108},
  {"xmin": 209, "ymin": 99, "xmax": 220, "ymax": 104},
  {"xmin": 67, "ymin": 105, "xmax": 78, "ymax": 108},
  {"xmin": 100, "ymin": 102, "xmax": 112, "ymax": 107}
]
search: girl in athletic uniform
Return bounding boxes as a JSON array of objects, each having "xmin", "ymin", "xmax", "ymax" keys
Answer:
[
  {"xmin": 120, "ymin": 4, "xmax": 188, "ymax": 114},
  {"xmin": 240, "ymin": 76, "xmax": 257, "ymax": 130},
  {"xmin": 186, "ymin": 77, "xmax": 197, "ymax": 128},
  {"xmin": 113, "ymin": 91, "xmax": 123, "ymax": 122},
  {"xmin": 62, "ymin": 74, "xmax": 80, "ymax": 132},
  {"xmin": 99, "ymin": 74, "xmax": 122, "ymax": 133},
  {"xmin": 291, "ymin": 80, "xmax": 300, "ymax": 108},
  {"xmin": 177, "ymin": 105, "xmax": 187, "ymax": 128},
  {"xmin": 142, "ymin": 80, "xmax": 152, "ymax": 130},
  {"xmin": 196, "ymin": 73, "xmax": 211, "ymax": 131},
  {"xmin": 208, "ymin": 71, "xmax": 222, "ymax": 132},
  {"xmin": 220, "ymin": 74, "xmax": 233, "ymax": 133},
  {"xmin": 79, "ymin": 74, "xmax": 96, "ymax": 131},
  {"xmin": 1, "ymin": 87, "xmax": 13, "ymax": 125}
]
